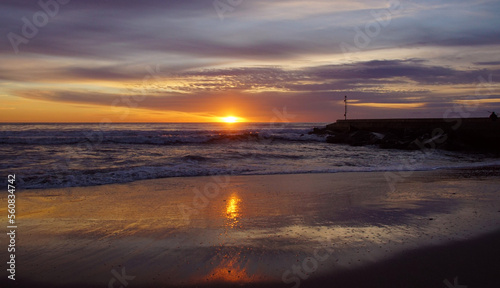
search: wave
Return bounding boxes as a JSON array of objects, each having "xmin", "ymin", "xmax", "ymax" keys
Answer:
[
  {"xmin": 4, "ymin": 123, "xmax": 499, "ymax": 190},
  {"xmin": 14, "ymin": 160, "xmax": 500, "ymax": 190},
  {"xmin": 181, "ymin": 155, "xmax": 211, "ymax": 162},
  {"xmin": 0, "ymin": 130, "xmax": 325, "ymax": 145}
]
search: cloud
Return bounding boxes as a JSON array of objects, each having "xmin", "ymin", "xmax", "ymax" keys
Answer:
[
  {"xmin": 7, "ymin": 58, "xmax": 500, "ymax": 101},
  {"xmin": 2, "ymin": 0, "xmax": 500, "ymax": 121},
  {"xmin": 2, "ymin": 0, "xmax": 499, "ymax": 61},
  {"xmin": 10, "ymin": 58, "xmax": 499, "ymax": 119},
  {"xmin": 474, "ymin": 61, "xmax": 500, "ymax": 66}
]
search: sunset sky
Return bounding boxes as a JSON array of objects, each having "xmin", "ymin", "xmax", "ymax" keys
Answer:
[{"xmin": 1, "ymin": 0, "xmax": 500, "ymax": 122}]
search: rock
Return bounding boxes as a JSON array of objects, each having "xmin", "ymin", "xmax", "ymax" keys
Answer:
[
  {"xmin": 326, "ymin": 134, "xmax": 347, "ymax": 143},
  {"xmin": 347, "ymin": 130, "xmax": 382, "ymax": 146},
  {"xmin": 408, "ymin": 132, "xmax": 449, "ymax": 150},
  {"xmin": 313, "ymin": 118, "xmax": 500, "ymax": 152},
  {"xmin": 309, "ymin": 127, "xmax": 328, "ymax": 135}
]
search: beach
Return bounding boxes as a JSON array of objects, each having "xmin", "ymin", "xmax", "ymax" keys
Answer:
[
  {"xmin": 2, "ymin": 168, "xmax": 500, "ymax": 287},
  {"xmin": 3, "ymin": 0, "xmax": 500, "ymax": 287}
]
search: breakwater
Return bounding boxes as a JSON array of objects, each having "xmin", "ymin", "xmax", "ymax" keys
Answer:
[{"xmin": 310, "ymin": 118, "xmax": 500, "ymax": 152}]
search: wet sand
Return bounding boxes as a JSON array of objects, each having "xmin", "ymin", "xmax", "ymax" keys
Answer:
[{"xmin": 1, "ymin": 169, "xmax": 500, "ymax": 287}]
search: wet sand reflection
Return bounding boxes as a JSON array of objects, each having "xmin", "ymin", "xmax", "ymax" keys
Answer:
[
  {"xmin": 191, "ymin": 192, "xmax": 261, "ymax": 285},
  {"xmin": 12, "ymin": 172, "xmax": 500, "ymax": 287},
  {"xmin": 225, "ymin": 193, "xmax": 242, "ymax": 229}
]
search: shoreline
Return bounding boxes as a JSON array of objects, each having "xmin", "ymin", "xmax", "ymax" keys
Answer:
[
  {"xmin": 17, "ymin": 162, "xmax": 500, "ymax": 191},
  {"xmin": 2, "ymin": 169, "xmax": 500, "ymax": 287}
]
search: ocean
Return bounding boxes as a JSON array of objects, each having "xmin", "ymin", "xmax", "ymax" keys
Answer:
[{"xmin": 1, "ymin": 122, "xmax": 499, "ymax": 189}]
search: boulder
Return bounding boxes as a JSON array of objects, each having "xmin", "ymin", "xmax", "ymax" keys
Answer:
[{"xmin": 347, "ymin": 130, "xmax": 382, "ymax": 146}]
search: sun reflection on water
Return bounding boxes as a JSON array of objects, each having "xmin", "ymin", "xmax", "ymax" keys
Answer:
[
  {"xmin": 225, "ymin": 193, "xmax": 241, "ymax": 228},
  {"xmin": 188, "ymin": 192, "xmax": 264, "ymax": 285},
  {"xmin": 205, "ymin": 257, "xmax": 250, "ymax": 283}
]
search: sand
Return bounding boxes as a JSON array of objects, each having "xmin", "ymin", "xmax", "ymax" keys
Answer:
[{"xmin": 1, "ymin": 168, "xmax": 500, "ymax": 287}]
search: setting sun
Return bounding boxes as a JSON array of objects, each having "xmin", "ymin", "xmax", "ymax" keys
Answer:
[{"xmin": 220, "ymin": 116, "xmax": 240, "ymax": 123}]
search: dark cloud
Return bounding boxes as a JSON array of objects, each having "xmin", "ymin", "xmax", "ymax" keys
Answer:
[
  {"xmin": 3, "ymin": 0, "xmax": 500, "ymax": 59},
  {"xmin": 474, "ymin": 61, "xmax": 500, "ymax": 66}
]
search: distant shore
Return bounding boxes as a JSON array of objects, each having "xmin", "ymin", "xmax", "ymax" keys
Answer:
[
  {"xmin": 310, "ymin": 117, "xmax": 500, "ymax": 152},
  {"xmin": 2, "ymin": 167, "xmax": 500, "ymax": 287}
]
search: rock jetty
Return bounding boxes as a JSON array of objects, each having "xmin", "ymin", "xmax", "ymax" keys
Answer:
[{"xmin": 310, "ymin": 118, "xmax": 500, "ymax": 152}]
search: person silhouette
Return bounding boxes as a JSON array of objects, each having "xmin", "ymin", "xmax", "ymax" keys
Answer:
[{"xmin": 490, "ymin": 111, "xmax": 498, "ymax": 121}]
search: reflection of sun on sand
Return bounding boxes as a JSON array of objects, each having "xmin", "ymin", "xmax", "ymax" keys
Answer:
[
  {"xmin": 205, "ymin": 257, "xmax": 251, "ymax": 283},
  {"xmin": 191, "ymin": 192, "xmax": 258, "ymax": 285},
  {"xmin": 225, "ymin": 193, "xmax": 241, "ymax": 228},
  {"xmin": 210, "ymin": 193, "xmax": 247, "ymax": 283}
]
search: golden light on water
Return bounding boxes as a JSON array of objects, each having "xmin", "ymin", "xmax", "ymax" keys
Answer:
[
  {"xmin": 186, "ymin": 192, "xmax": 253, "ymax": 285},
  {"xmin": 226, "ymin": 194, "xmax": 241, "ymax": 217},
  {"xmin": 205, "ymin": 258, "xmax": 250, "ymax": 284},
  {"xmin": 225, "ymin": 193, "xmax": 241, "ymax": 229}
]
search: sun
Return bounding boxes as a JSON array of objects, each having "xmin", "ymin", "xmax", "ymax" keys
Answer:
[{"xmin": 221, "ymin": 116, "xmax": 239, "ymax": 123}]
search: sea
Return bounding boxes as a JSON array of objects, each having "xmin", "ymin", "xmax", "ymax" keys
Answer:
[{"xmin": 1, "ymin": 122, "xmax": 499, "ymax": 189}]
